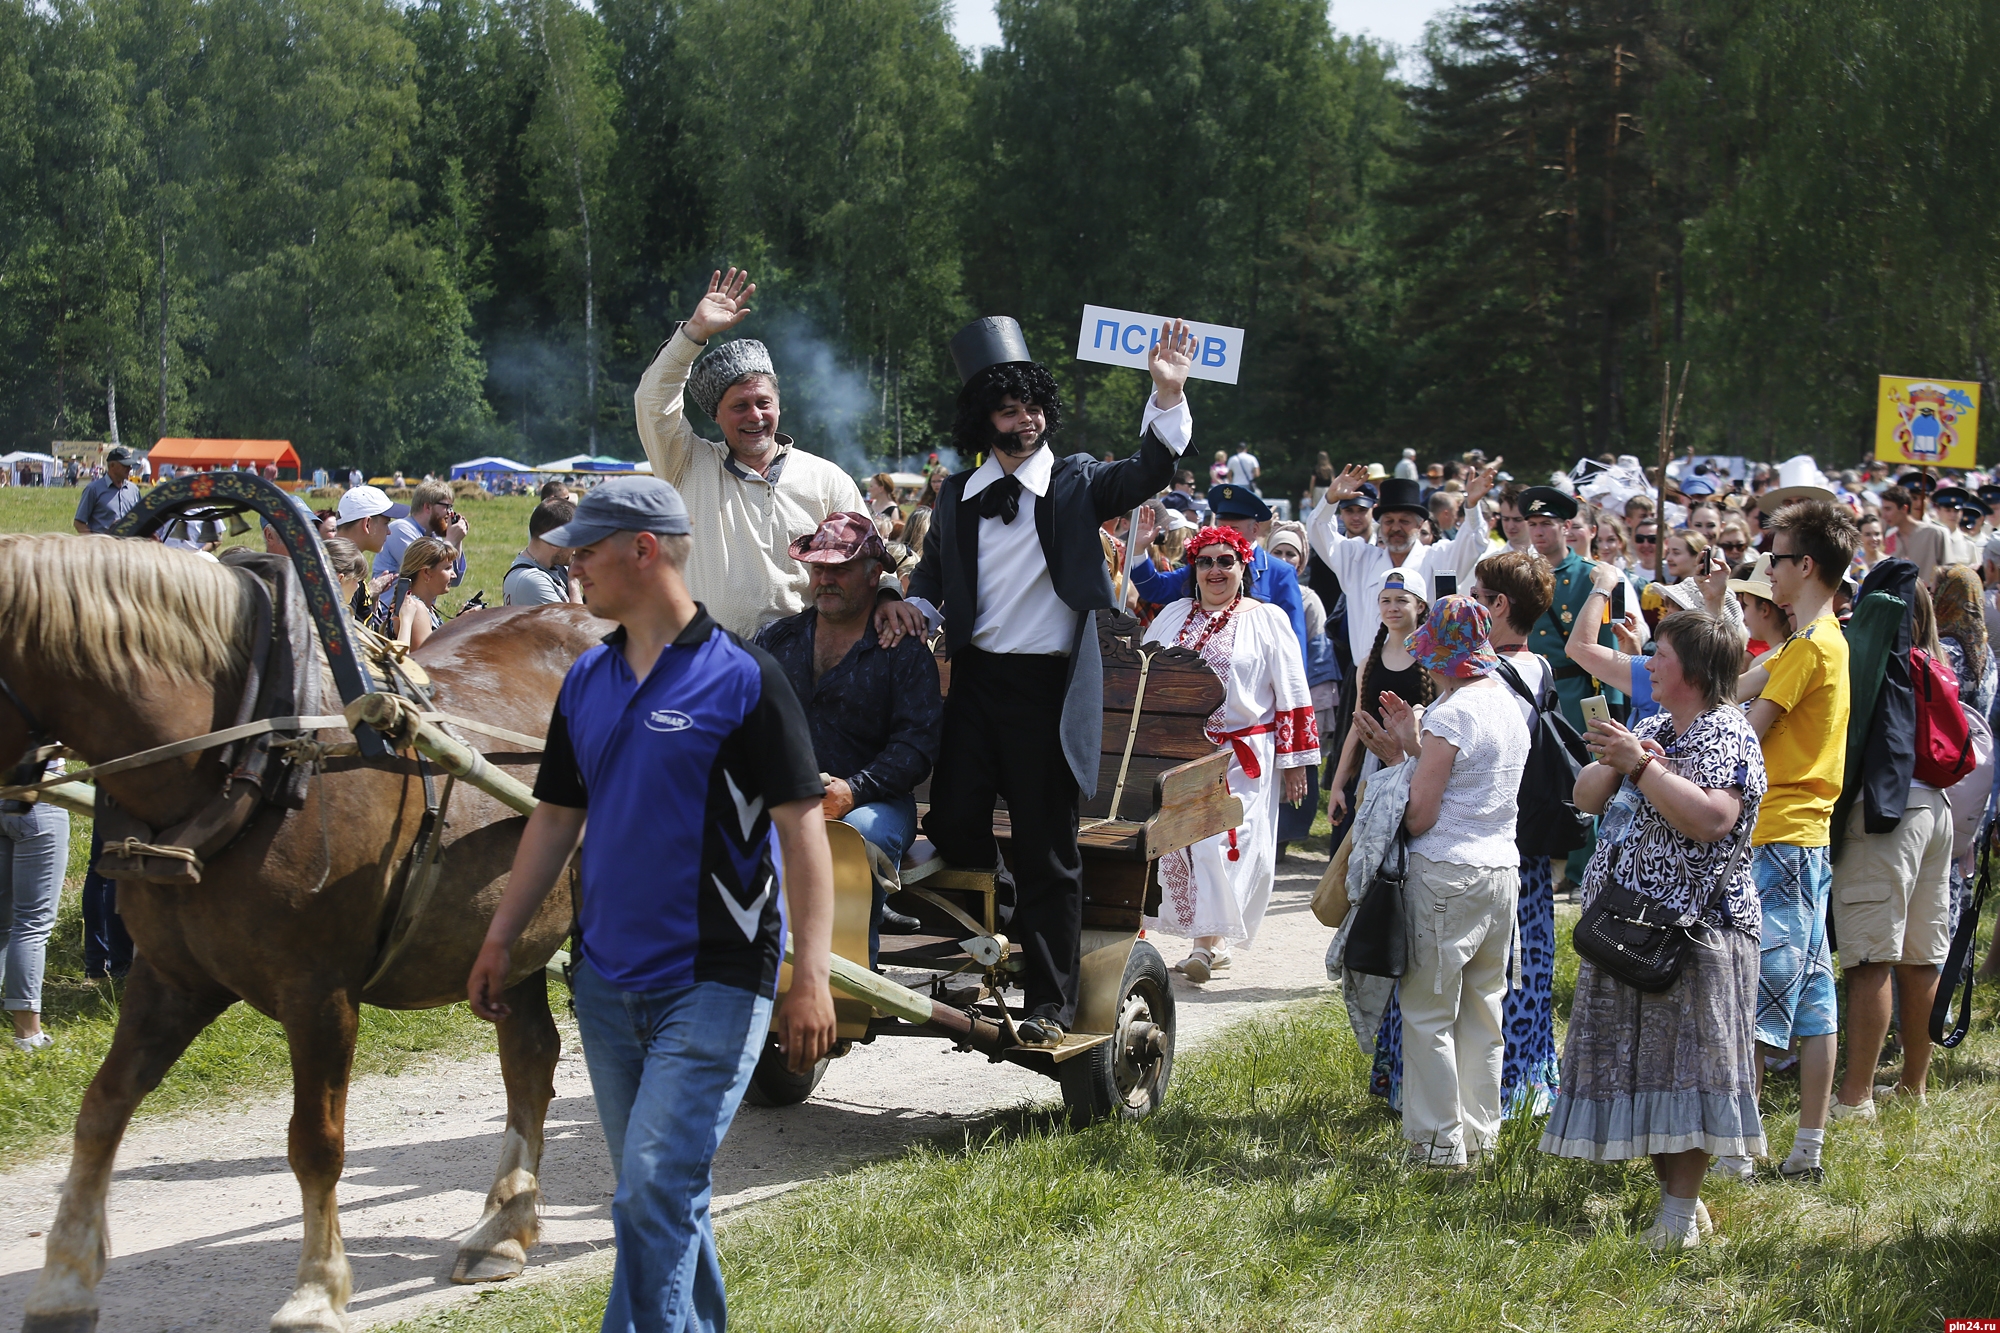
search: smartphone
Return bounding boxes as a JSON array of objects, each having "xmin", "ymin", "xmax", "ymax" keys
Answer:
[
  {"xmin": 1434, "ymin": 572, "xmax": 1457, "ymax": 598},
  {"xmin": 1612, "ymin": 581, "xmax": 1627, "ymax": 619},
  {"xmin": 1580, "ymin": 695, "xmax": 1612, "ymax": 728}
]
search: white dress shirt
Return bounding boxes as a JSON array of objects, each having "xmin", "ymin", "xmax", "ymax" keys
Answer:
[
  {"xmin": 911, "ymin": 393, "xmax": 1192, "ymax": 652},
  {"xmin": 1306, "ymin": 495, "xmax": 1491, "ymax": 665}
]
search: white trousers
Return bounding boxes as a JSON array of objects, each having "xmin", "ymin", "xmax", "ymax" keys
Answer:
[{"xmin": 1400, "ymin": 853, "xmax": 1518, "ymax": 1165}]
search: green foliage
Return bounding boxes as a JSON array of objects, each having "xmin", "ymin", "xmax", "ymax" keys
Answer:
[{"xmin": 5, "ymin": 0, "xmax": 2000, "ymax": 488}]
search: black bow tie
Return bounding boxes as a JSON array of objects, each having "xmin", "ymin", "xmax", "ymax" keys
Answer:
[{"xmin": 974, "ymin": 475, "xmax": 1024, "ymax": 524}]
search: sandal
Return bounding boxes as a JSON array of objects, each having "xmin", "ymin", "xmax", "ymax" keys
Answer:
[{"xmin": 1176, "ymin": 948, "xmax": 1214, "ymax": 984}]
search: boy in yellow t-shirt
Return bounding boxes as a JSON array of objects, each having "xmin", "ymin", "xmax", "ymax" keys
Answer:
[{"xmin": 1727, "ymin": 499, "xmax": 1857, "ymax": 1186}]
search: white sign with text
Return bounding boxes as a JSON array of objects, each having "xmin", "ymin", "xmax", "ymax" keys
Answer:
[{"xmin": 1075, "ymin": 304, "xmax": 1244, "ymax": 385}]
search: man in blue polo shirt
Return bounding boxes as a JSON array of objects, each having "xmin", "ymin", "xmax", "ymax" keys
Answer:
[{"xmin": 468, "ymin": 476, "xmax": 835, "ymax": 1333}]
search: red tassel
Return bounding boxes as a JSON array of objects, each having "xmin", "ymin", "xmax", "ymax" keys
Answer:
[{"xmin": 1227, "ymin": 828, "xmax": 1240, "ymax": 861}]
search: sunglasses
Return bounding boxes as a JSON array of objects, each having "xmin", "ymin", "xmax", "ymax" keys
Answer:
[
  {"xmin": 1634, "ymin": 533, "xmax": 1658, "ymax": 544},
  {"xmin": 1720, "ymin": 540, "xmax": 1748, "ymax": 554},
  {"xmin": 1767, "ymin": 551, "xmax": 1808, "ymax": 565},
  {"xmin": 1194, "ymin": 554, "xmax": 1239, "ymax": 570}
]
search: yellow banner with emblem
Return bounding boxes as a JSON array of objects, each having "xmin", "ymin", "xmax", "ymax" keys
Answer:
[{"xmin": 1876, "ymin": 375, "xmax": 1980, "ymax": 468}]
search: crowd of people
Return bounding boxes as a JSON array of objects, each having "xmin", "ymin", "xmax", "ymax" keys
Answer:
[{"xmin": 9, "ymin": 264, "xmax": 1997, "ymax": 1330}]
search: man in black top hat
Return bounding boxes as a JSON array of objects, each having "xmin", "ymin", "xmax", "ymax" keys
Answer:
[{"xmin": 877, "ymin": 316, "xmax": 1199, "ymax": 1046}]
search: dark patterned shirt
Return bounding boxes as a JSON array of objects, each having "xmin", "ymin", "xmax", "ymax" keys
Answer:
[
  {"xmin": 754, "ymin": 608, "xmax": 942, "ymax": 808},
  {"xmin": 1583, "ymin": 705, "xmax": 1767, "ymax": 936}
]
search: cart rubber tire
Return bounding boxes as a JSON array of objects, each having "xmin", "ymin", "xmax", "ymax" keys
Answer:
[
  {"xmin": 1058, "ymin": 939, "xmax": 1175, "ymax": 1128},
  {"xmin": 742, "ymin": 1038, "xmax": 829, "ymax": 1108}
]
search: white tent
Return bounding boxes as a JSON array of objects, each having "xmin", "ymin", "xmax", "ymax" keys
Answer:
[
  {"xmin": 450, "ymin": 455, "xmax": 535, "ymax": 479},
  {"xmin": 0, "ymin": 451, "xmax": 59, "ymax": 487}
]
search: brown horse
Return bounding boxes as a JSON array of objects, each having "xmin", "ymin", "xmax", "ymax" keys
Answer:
[{"xmin": 5, "ymin": 534, "xmax": 602, "ymax": 1333}]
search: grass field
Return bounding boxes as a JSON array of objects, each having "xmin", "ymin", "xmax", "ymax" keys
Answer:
[
  {"xmin": 395, "ymin": 945, "xmax": 2000, "ymax": 1333},
  {"xmin": 0, "ymin": 487, "xmax": 517, "ymax": 1164}
]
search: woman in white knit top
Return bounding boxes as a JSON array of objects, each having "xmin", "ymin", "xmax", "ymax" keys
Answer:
[{"xmin": 633, "ymin": 268, "xmax": 866, "ymax": 637}]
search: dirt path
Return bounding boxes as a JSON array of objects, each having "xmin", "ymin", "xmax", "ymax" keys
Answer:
[{"xmin": 0, "ymin": 857, "xmax": 1339, "ymax": 1331}]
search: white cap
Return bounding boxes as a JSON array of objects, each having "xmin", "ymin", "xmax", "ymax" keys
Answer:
[{"xmin": 336, "ymin": 485, "xmax": 393, "ymax": 524}]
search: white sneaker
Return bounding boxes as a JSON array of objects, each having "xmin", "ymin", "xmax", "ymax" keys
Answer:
[
  {"xmin": 1874, "ymin": 1082, "xmax": 1927, "ymax": 1106},
  {"xmin": 1639, "ymin": 1220, "xmax": 1701, "ymax": 1253},
  {"xmin": 1707, "ymin": 1154, "xmax": 1754, "ymax": 1182},
  {"xmin": 11, "ymin": 1031, "xmax": 52, "ymax": 1054},
  {"xmin": 1695, "ymin": 1199, "xmax": 1714, "ymax": 1237},
  {"xmin": 1830, "ymin": 1098, "xmax": 1877, "ymax": 1124},
  {"xmin": 1208, "ymin": 947, "xmax": 1233, "ymax": 975}
]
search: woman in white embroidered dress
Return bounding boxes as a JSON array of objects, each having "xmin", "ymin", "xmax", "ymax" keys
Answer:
[{"xmin": 1142, "ymin": 525, "xmax": 1320, "ymax": 982}]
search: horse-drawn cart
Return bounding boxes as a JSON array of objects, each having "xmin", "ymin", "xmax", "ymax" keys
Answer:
[{"xmin": 7, "ymin": 472, "xmax": 1241, "ymax": 1331}]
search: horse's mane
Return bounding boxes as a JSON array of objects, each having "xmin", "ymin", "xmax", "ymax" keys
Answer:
[{"xmin": 0, "ymin": 534, "xmax": 253, "ymax": 687}]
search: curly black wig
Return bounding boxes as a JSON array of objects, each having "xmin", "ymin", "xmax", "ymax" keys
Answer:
[{"xmin": 951, "ymin": 362, "xmax": 1067, "ymax": 455}]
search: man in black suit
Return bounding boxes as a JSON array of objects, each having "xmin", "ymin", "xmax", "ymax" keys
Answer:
[{"xmin": 876, "ymin": 315, "xmax": 1198, "ymax": 1045}]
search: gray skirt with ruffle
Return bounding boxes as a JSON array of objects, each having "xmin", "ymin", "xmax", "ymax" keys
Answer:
[{"xmin": 1539, "ymin": 925, "xmax": 1766, "ymax": 1161}]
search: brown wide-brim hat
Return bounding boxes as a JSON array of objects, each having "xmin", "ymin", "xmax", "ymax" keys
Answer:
[{"xmin": 789, "ymin": 511, "xmax": 891, "ymax": 565}]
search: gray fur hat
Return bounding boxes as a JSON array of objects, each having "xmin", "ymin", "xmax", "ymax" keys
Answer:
[{"xmin": 688, "ymin": 337, "xmax": 776, "ymax": 419}]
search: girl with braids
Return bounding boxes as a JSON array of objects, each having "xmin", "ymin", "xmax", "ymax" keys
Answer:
[
  {"xmin": 1141, "ymin": 525, "xmax": 1319, "ymax": 982},
  {"xmin": 1326, "ymin": 569, "xmax": 1433, "ymax": 822}
]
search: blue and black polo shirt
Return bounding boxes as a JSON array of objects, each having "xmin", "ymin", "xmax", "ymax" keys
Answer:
[{"xmin": 533, "ymin": 606, "xmax": 824, "ymax": 997}]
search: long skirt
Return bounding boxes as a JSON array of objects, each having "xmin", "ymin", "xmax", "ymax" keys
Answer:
[
  {"xmin": 1539, "ymin": 926, "xmax": 1766, "ymax": 1161},
  {"xmin": 1369, "ymin": 855, "xmax": 1560, "ymax": 1117}
]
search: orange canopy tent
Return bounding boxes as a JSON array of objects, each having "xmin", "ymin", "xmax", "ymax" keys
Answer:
[{"xmin": 149, "ymin": 438, "xmax": 301, "ymax": 476}]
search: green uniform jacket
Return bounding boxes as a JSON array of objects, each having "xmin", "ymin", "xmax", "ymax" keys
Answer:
[{"xmin": 1526, "ymin": 551, "xmax": 1625, "ymax": 731}]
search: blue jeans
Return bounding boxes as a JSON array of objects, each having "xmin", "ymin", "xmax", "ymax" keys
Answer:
[
  {"xmin": 571, "ymin": 959, "xmax": 772, "ymax": 1333},
  {"xmin": 82, "ymin": 824, "xmax": 132, "ymax": 978},
  {"xmin": 843, "ymin": 795, "xmax": 916, "ymax": 966},
  {"xmin": 1, "ymin": 804, "xmax": 68, "ymax": 1013}
]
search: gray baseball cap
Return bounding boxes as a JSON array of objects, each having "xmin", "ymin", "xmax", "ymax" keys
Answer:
[{"xmin": 541, "ymin": 476, "xmax": 691, "ymax": 547}]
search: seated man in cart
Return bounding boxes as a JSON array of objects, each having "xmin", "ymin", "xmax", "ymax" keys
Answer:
[
  {"xmin": 875, "ymin": 314, "xmax": 1199, "ymax": 1048},
  {"xmin": 755, "ymin": 512, "xmax": 943, "ymax": 964}
]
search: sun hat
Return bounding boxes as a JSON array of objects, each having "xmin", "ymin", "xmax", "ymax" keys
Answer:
[
  {"xmin": 335, "ymin": 485, "xmax": 394, "ymax": 524},
  {"xmin": 687, "ymin": 338, "xmax": 777, "ymax": 419},
  {"xmin": 1365, "ymin": 463, "xmax": 1389, "ymax": 481},
  {"xmin": 1164, "ymin": 510, "xmax": 1196, "ymax": 533},
  {"xmin": 1407, "ymin": 595, "xmax": 1499, "ymax": 679},
  {"xmin": 1763, "ymin": 455, "xmax": 1837, "ymax": 509},
  {"xmin": 541, "ymin": 476, "xmax": 691, "ymax": 547},
  {"xmin": 1727, "ymin": 552, "xmax": 1778, "ymax": 603},
  {"xmin": 788, "ymin": 511, "xmax": 891, "ymax": 566}
]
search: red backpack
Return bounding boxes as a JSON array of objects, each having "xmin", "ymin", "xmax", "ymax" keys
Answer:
[{"xmin": 1911, "ymin": 648, "xmax": 1976, "ymax": 788}]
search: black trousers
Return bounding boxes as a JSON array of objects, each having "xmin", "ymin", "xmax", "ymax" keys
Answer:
[{"xmin": 922, "ymin": 649, "xmax": 1082, "ymax": 1027}]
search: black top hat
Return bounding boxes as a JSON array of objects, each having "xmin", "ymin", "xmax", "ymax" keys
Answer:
[
  {"xmin": 1518, "ymin": 485, "xmax": 1578, "ymax": 522},
  {"xmin": 1373, "ymin": 477, "xmax": 1430, "ymax": 520},
  {"xmin": 1336, "ymin": 481, "xmax": 1380, "ymax": 510},
  {"xmin": 950, "ymin": 317, "xmax": 1034, "ymax": 383},
  {"xmin": 1207, "ymin": 484, "xmax": 1271, "ymax": 522}
]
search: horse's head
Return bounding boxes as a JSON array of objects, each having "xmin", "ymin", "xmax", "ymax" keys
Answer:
[{"xmin": 0, "ymin": 534, "xmax": 256, "ymax": 827}]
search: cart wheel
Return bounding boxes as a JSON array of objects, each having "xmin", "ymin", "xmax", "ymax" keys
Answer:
[
  {"xmin": 1058, "ymin": 939, "xmax": 1175, "ymax": 1128},
  {"xmin": 742, "ymin": 1038, "xmax": 829, "ymax": 1108}
]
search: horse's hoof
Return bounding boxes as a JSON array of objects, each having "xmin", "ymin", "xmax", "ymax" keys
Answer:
[
  {"xmin": 22, "ymin": 1314, "xmax": 98, "ymax": 1333},
  {"xmin": 451, "ymin": 1240, "xmax": 526, "ymax": 1284},
  {"xmin": 269, "ymin": 1293, "xmax": 346, "ymax": 1333}
]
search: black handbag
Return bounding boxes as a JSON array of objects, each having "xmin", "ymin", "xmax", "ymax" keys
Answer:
[
  {"xmin": 1344, "ymin": 831, "xmax": 1409, "ymax": 978},
  {"xmin": 1574, "ymin": 826, "xmax": 1751, "ymax": 994}
]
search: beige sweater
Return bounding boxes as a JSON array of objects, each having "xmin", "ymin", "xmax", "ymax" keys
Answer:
[{"xmin": 633, "ymin": 329, "xmax": 865, "ymax": 637}]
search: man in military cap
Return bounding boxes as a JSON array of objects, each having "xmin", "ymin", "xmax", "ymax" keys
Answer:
[
  {"xmin": 1931, "ymin": 485, "xmax": 1985, "ymax": 561},
  {"xmin": 877, "ymin": 314, "xmax": 1199, "ymax": 1048},
  {"xmin": 1517, "ymin": 484, "xmax": 1624, "ymax": 733},
  {"xmin": 1126, "ymin": 483, "xmax": 1308, "ymax": 661}
]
